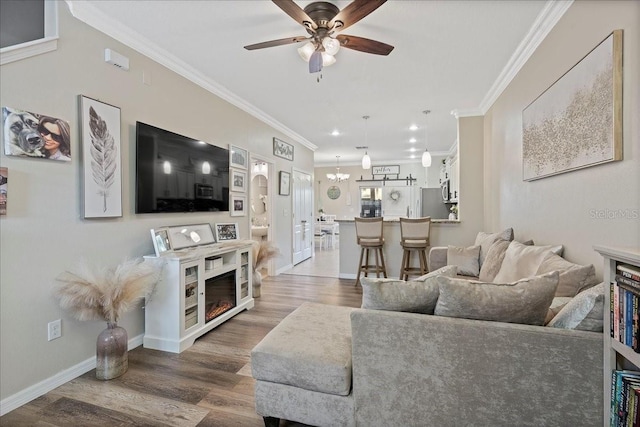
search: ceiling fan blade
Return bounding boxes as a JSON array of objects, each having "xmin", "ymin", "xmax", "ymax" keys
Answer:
[
  {"xmin": 329, "ymin": 0, "xmax": 387, "ymax": 31},
  {"xmin": 244, "ymin": 36, "xmax": 310, "ymax": 50},
  {"xmin": 336, "ymin": 34, "xmax": 394, "ymax": 55},
  {"xmin": 272, "ymin": 0, "xmax": 317, "ymax": 31}
]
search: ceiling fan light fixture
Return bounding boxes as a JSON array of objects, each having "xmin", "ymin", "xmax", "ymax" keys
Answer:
[
  {"xmin": 297, "ymin": 42, "xmax": 316, "ymax": 62},
  {"xmin": 322, "ymin": 37, "xmax": 341, "ymax": 55},
  {"xmin": 322, "ymin": 52, "xmax": 336, "ymax": 66}
]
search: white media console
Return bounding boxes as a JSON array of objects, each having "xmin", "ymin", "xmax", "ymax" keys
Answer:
[{"xmin": 143, "ymin": 241, "xmax": 254, "ymax": 353}]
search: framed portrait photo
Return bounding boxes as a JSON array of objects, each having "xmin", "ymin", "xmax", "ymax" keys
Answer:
[
  {"xmin": 273, "ymin": 137, "xmax": 294, "ymax": 161},
  {"xmin": 229, "ymin": 144, "xmax": 248, "ymax": 170},
  {"xmin": 230, "ymin": 194, "xmax": 247, "ymax": 217},
  {"xmin": 230, "ymin": 168, "xmax": 247, "ymax": 193},
  {"xmin": 279, "ymin": 171, "xmax": 290, "ymax": 196},
  {"xmin": 215, "ymin": 222, "xmax": 239, "ymax": 241},
  {"xmin": 150, "ymin": 227, "xmax": 171, "ymax": 256}
]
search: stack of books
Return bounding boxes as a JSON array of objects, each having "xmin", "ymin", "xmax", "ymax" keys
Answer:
[
  {"xmin": 612, "ymin": 263, "xmax": 640, "ymax": 352},
  {"xmin": 611, "ymin": 370, "xmax": 640, "ymax": 427}
]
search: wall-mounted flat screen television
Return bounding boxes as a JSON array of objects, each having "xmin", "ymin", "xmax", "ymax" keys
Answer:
[{"xmin": 135, "ymin": 122, "xmax": 229, "ymax": 213}]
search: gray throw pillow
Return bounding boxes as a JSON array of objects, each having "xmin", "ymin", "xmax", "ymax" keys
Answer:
[
  {"xmin": 474, "ymin": 228, "xmax": 514, "ymax": 266},
  {"xmin": 547, "ymin": 283, "xmax": 605, "ymax": 332},
  {"xmin": 493, "ymin": 241, "xmax": 564, "ymax": 283},
  {"xmin": 361, "ymin": 266, "xmax": 457, "ymax": 314},
  {"xmin": 447, "ymin": 245, "xmax": 481, "ymax": 277},
  {"xmin": 478, "ymin": 239, "xmax": 510, "ymax": 282},
  {"xmin": 535, "ymin": 252, "xmax": 598, "ymax": 297},
  {"xmin": 434, "ymin": 272, "xmax": 559, "ymax": 326},
  {"xmin": 415, "ymin": 265, "xmax": 458, "ymax": 281}
]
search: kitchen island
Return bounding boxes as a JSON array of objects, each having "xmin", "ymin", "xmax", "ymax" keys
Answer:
[{"xmin": 337, "ymin": 218, "xmax": 460, "ymax": 280}]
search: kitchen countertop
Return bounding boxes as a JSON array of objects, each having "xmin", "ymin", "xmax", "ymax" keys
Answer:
[{"xmin": 334, "ymin": 218, "xmax": 460, "ymax": 224}]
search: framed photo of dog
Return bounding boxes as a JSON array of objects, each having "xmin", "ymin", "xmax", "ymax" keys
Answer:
[
  {"xmin": 2, "ymin": 106, "xmax": 71, "ymax": 161},
  {"xmin": 80, "ymin": 96, "xmax": 123, "ymax": 218}
]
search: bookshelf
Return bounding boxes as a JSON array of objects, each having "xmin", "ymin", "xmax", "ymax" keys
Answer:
[{"xmin": 594, "ymin": 245, "xmax": 640, "ymax": 426}]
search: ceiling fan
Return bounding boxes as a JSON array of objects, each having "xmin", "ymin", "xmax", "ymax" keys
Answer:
[{"xmin": 244, "ymin": 0, "xmax": 394, "ymax": 73}]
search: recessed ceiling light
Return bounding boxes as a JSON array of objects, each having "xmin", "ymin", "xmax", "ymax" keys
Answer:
[
  {"xmin": 410, "ymin": 154, "xmax": 416, "ymax": 159},
  {"xmin": 409, "ymin": 147, "xmax": 417, "ymax": 152},
  {"xmin": 409, "ymin": 137, "xmax": 417, "ymax": 143},
  {"xmin": 331, "ymin": 129, "xmax": 340, "ymax": 136},
  {"xmin": 409, "ymin": 124, "xmax": 418, "ymax": 131}
]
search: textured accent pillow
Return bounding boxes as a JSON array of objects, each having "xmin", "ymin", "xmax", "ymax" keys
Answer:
[
  {"xmin": 415, "ymin": 265, "xmax": 458, "ymax": 281},
  {"xmin": 434, "ymin": 272, "xmax": 559, "ymax": 326},
  {"xmin": 535, "ymin": 252, "xmax": 598, "ymax": 297},
  {"xmin": 547, "ymin": 283, "xmax": 605, "ymax": 331},
  {"xmin": 447, "ymin": 245, "xmax": 481, "ymax": 277},
  {"xmin": 492, "ymin": 241, "xmax": 564, "ymax": 283},
  {"xmin": 361, "ymin": 265, "xmax": 457, "ymax": 314},
  {"xmin": 545, "ymin": 296, "xmax": 573, "ymax": 324},
  {"xmin": 474, "ymin": 228, "xmax": 514, "ymax": 266},
  {"xmin": 478, "ymin": 239, "xmax": 510, "ymax": 282}
]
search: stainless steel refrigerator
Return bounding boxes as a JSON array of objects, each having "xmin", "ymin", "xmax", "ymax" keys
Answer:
[{"xmin": 421, "ymin": 188, "xmax": 450, "ymax": 219}]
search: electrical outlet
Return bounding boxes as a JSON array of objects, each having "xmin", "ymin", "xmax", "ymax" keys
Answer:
[{"xmin": 48, "ymin": 319, "xmax": 61, "ymax": 341}]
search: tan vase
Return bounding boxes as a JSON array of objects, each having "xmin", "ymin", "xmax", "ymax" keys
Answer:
[{"xmin": 96, "ymin": 322, "xmax": 128, "ymax": 380}]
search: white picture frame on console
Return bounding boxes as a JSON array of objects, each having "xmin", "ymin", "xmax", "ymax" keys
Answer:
[
  {"xmin": 150, "ymin": 227, "xmax": 171, "ymax": 256},
  {"xmin": 215, "ymin": 223, "xmax": 239, "ymax": 241}
]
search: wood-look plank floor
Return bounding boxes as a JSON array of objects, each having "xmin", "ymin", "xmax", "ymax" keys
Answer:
[{"xmin": 1, "ymin": 274, "xmax": 362, "ymax": 427}]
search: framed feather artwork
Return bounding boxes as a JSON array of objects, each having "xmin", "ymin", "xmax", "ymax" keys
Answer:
[{"xmin": 80, "ymin": 96, "xmax": 123, "ymax": 218}]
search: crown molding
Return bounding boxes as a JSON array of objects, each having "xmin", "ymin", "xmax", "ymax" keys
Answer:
[
  {"xmin": 64, "ymin": 1, "xmax": 317, "ymax": 152},
  {"xmin": 478, "ymin": 0, "xmax": 573, "ymax": 113},
  {"xmin": 450, "ymin": 109, "xmax": 483, "ymax": 119}
]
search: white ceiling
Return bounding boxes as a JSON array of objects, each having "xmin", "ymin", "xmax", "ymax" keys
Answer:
[{"xmin": 68, "ymin": 0, "xmax": 553, "ymax": 166}]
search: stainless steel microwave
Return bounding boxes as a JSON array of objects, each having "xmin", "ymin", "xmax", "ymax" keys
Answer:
[{"xmin": 441, "ymin": 180, "xmax": 450, "ymax": 202}]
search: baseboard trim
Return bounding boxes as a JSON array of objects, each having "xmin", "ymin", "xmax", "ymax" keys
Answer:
[
  {"xmin": 339, "ymin": 273, "xmax": 357, "ymax": 280},
  {"xmin": 275, "ymin": 264, "xmax": 294, "ymax": 276},
  {"xmin": 0, "ymin": 333, "xmax": 143, "ymax": 416}
]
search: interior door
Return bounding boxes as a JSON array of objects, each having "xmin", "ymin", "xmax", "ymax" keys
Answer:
[{"xmin": 292, "ymin": 170, "xmax": 313, "ymax": 264}]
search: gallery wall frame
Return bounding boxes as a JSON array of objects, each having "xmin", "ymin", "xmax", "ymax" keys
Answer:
[
  {"xmin": 279, "ymin": 171, "xmax": 291, "ymax": 196},
  {"xmin": 230, "ymin": 194, "xmax": 247, "ymax": 216},
  {"xmin": 80, "ymin": 96, "xmax": 123, "ymax": 217},
  {"xmin": 230, "ymin": 168, "xmax": 247, "ymax": 193},
  {"xmin": 522, "ymin": 29, "xmax": 623, "ymax": 181},
  {"xmin": 273, "ymin": 137, "xmax": 294, "ymax": 161},
  {"xmin": 229, "ymin": 144, "xmax": 248, "ymax": 170},
  {"xmin": 215, "ymin": 222, "xmax": 239, "ymax": 241},
  {"xmin": 0, "ymin": 167, "xmax": 7, "ymax": 216}
]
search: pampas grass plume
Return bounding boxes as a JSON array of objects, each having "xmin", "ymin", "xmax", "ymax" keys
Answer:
[
  {"xmin": 55, "ymin": 258, "xmax": 160, "ymax": 324},
  {"xmin": 253, "ymin": 241, "xmax": 279, "ymax": 271}
]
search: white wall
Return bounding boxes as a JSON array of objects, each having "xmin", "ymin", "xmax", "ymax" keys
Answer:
[
  {"xmin": 483, "ymin": 0, "xmax": 639, "ymax": 276},
  {"xmin": 0, "ymin": 2, "xmax": 313, "ymax": 403}
]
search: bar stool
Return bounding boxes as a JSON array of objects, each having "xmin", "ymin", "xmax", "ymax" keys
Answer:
[
  {"xmin": 355, "ymin": 217, "xmax": 387, "ymax": 286},
  {"xmin": 399, "ymin": 217, "xmax": 431, "ymax": 281}
]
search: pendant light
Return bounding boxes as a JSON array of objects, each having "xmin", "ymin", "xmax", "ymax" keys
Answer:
[
  {"xmin": 421, "ymin": 110, "xmax": 432, "ymax": 168},
  {"xmin": 361, "ymin": 115, "xmax": 371, "ymax": 170}
]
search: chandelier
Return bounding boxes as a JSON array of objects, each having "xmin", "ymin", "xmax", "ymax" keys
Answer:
[{"xmin": 326, "ymin": 155, "xmax": 350, "ymax": 182}]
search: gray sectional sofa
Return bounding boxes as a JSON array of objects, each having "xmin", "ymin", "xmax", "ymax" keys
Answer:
[
  {"xmin": 252, "ymin": 302, "xmax": 603, "ymax": 426},
  {"xmin": 251, "ymin": 228, "xmax": 605, "ymax": 426}
]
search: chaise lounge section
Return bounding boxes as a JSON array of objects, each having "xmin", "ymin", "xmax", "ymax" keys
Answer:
[{"xmin": 252, "ymin": 301, "xmax": 603, "ymax": 426}]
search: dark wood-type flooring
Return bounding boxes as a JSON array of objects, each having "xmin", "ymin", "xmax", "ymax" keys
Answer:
[{"xmin": 1, "ymin": 274, "xmax": 362, "ymax": 426}]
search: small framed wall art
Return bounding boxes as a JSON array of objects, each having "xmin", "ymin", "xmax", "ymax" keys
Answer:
[
  {"xmin": 215, "ymin": 223, "xmax": 239, "ymax": 241},
  {"xmin": 230, "ymin": 168, "xmax": 247, "ymax": 193},
  {"xmin": 279, "ymin": 171, "xmax": 290, "ymax": 196},
  {"xmin": 273, "ymin": 138, "xmax": 294, "ymax": 161},
  {"xmin": 80, "ymin": 96, "xmax": 123, "ymax": 218},
  {"xmin": 230, "ymin": 194, "xmax": 247, "ymax": 216},
  {"xmin": 229, "ymin": 144, "xmax": 248, "ymax": 169}
]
